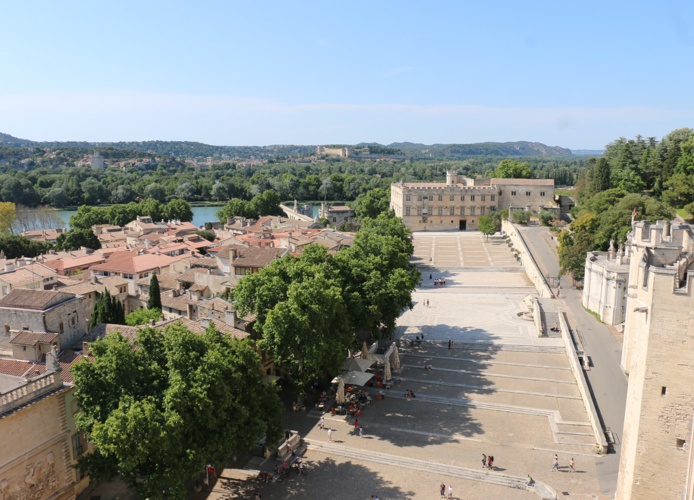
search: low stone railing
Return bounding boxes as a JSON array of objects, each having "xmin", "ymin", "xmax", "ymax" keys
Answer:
[{"xmin": 0, "ymin": 371, "xmax": 63, "ymax": 415}]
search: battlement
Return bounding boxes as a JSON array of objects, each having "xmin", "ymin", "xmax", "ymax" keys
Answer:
[{"xmin": 632, "ymin": 220, "xmax": 693, "ymax": 248}]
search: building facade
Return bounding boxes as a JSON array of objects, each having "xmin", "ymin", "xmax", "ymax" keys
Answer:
[
  {"xmin": 582, "ymin": 243, "xmax": 630, "ymax": 326},
  {"xmin": 390, "ymin": 171, "xmax": 555, "ymax": 231},
  {"xmin": 616, "ymin": 220, "xmax": 694, "ymax": 499}
]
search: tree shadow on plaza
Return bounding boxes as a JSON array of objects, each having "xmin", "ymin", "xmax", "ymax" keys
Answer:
[
  {"xmin": 249, "ymin": 457, "xmax": 415, "ymax": 500},
  {"xmin": 364, "ymin": 330, "xmax": 501, "ymax": 448}
]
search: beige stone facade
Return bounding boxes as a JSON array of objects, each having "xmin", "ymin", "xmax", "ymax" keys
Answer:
[
  {"xmin": 390, "ymin": 172, "xmax": 555, "ymax": 231},
  {"xmin": 616, "ymin": 220, "xmax": 694, "ymax": 500},
  {"xmin": 581, "ymin": 245, "xmax": 630, "ymax": 326}
]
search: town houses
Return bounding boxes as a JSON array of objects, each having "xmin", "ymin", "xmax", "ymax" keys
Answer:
[{"xmin": 0, "ymin": 213, "xmax": 355, "ymax": 498}]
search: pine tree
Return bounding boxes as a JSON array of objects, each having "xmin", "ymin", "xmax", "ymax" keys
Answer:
[{"xmin": 148, "ymin": 274, "xmax": 162, "ymax": 310}]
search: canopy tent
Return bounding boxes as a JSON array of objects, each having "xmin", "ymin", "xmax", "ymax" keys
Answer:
[
  {"xmin": 384, "ymin": 358, "xmax": 392, "ymax": 381},
  {"xmin": 261, "ymin": 374, "xmax": 281, "ymax": 385},
  {"xmin": 336, "ymin": 377, "xmax": 346, "ymax": 404},
  {"xmin": 361, "ymin": 341, "xmax": 371, "ymax": 360},
  {"xmin": 341, "ymin": 370, "xmax": 374, "ymax": 386},
  {"xmin": 391, "ymin": 345, "xmax": 401, "ymax": 371},
  {"xmin": 341, "ymin": 357, "xmax": 375, "ymax": 372}
]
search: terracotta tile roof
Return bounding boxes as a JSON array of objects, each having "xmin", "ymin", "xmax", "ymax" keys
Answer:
[
  {"xmin": 136, "ymin": 272, "xmax": 179, "ymax": 290},
  {"xmin": 206, "ymin": 244, "xmax": 247, "ymax": 259},
  {"xmin": 176, "ymin": 268, "xmax": 205, "ymax": 283},
  {"xmin": 10, "ymin": 331, "xmax": 60, "ymax": 346},
  {"xmin": 233, "ymin": 247, "xmax": 286, "ymax": 269},
  {"xmin": 161, "ymin": 291, "xmax": 193, "ymax": 312},
  {"xmin": 89, "ymin": 317, "xmax": 249, "ymax": 344},
  {"xmin": 0, "ymin": 268, "xmax": 44, "ymax": 286},
  {"xmin": 0, "ymin": 289, "xmax": 77, "ymax": 310},
  {"xmin": 59, "ymin": 276, "xmax": 128, "ymax": 296},
  {"xmin": 90, "ymin": 251, "xmax": 180, "ymax": 274},
  {"xmin": 45, "ymin": 254, "xmax": 106, "ymax": 272},
  {"xmin": 188, "ymin": 284, "xmax": 209, "ymax": 292},
  {"xmin": 0, "ymin": 351, "xmax": 87, "ymax": 385}
]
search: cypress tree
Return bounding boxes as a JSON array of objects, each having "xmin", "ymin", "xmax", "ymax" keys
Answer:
[{"xmin": 148, "ymin": 274, "xmax": 162, "ymax": 310}]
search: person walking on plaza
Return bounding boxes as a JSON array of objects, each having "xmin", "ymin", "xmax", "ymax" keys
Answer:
[
  {"xmin": 327, "ymin": 427, "xmax": 333, "ymax": 441},
  {"xmin": 319, "ymin": 415, "xmax": 325, "ymax": 429},
  {"xmin": 569, "ymin": 457, "xmax": 575, "ymax": 472},
  {"xmin": 552, "ymin": 453, "xmax": 559, "ymax": 472},
  {"xmin": 359, "ymin": 426, "xmax": 364, "ymax": 437},
  {"xmin": 526, "ymin": 475, "xmax": 534, "ymax": 486},
  {"xmin": 447, "ymin": 484, "xmax": 453, "ymax": 499},
  {"xmin": 487, "ymin": 455, "xmax": 493, "ymax": 469},
  {"xmin": 440, "ymin": 483, "xmax": 446, "ymax": 497},
  {"xmin": 482, "ymin": 453, "xmax": 487, "ymax": 467},
  {"xmin": 448, "ymin": 339, "xmax": 452, "ymax": 350}
]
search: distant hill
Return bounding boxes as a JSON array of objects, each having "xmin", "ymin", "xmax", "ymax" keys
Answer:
[
  {"xmin": 0, "ymin": 132, "xmax": 575, "ymax": 160},
  {"xmin": 387, "ymin": 141, "xmax": 573, "ymax": 158},
  {"xmin": 0, "ymin": 132, "xmax": 33, "ymax": 146}
]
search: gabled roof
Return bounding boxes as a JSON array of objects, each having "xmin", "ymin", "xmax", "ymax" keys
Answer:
[
  {"xmin": 0, "ymin": 289, "xmax": 78, "ymax": 310},
  {"xmin": 89, "ymin": 251, "xmax": 180, "ymax": 275},
  {"xmin": 59, "ymin": 275, "xmax": 128, "ymax": 296},
  {"xmin": 232, "ymin": 247, "xmax": 286, "ymax": 269},
  {"xmin": 10, "ymin": 331, "xmax": 60, "ymax": 346}
]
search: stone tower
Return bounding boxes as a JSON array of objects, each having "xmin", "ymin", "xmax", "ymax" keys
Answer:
[{"xmin": 616, "ymin": 220, "xmax": 694, "ymax": 499}]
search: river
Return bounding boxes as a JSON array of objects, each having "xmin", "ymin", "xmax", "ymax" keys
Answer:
[{"xmin": 55, "ymin": 205, "xmax": 225, "ymax": 230}]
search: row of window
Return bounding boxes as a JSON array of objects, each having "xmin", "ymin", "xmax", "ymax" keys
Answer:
[
  {"xmin": 405, "ymin": 191, "xmax": 546, "ymax": 200},
  {"xmin": 406, "ymin": 194, "xmax": 497, "ymax": 202},
  {"xmin": 405, "ymin": 206, "xmax": 494, "ymax": 216}
]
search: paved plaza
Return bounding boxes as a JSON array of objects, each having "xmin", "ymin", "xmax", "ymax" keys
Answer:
[{"xmin": 219, "ymin": 232, "xmax": 606, "ymax": 500}]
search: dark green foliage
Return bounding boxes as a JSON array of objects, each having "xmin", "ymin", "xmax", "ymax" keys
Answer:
[
  {"xmin": 55, "ymin": 228, "xmax": 101, "ymax": 251},
  {"xmin": 0, "ymin": 234, "xmax": 52, "ymax": 258},
  {"xmin": 125, "ymin": 308, "xmax": 161, "ymax": 326},
  {"xmin": 72, "ymin": 323, "xmax": 283, "ymax": 499},
  {"xmin": 89, "ymin": 290, "xmax": 125, "ymax": 330},
  {"xmin": 538, "ymin": 211, "xmax": 554, "ymax": 226},
  {"xmin": 354, "ymin": 187, "xmax": 391, "ymax": 219},
  {"xmin": 217, "ymin": 190, "xmax": 285, "ymax": 223},
  {"xmin": 232, "ymin": 213, "xmax": 419, "ymax": 395},
  {"xmin": 69, "ymin": 199, "xmax": 193, "ymax": 231},
  {"xmin": 511, "ymin": 210, "xmax": 530, "ymax": 225},
  {"xmin": 196, "ymin": 230, "xmax": 216, "ymax": 242},
  {"xmin": 493, "ymin": 159, "xmax": 533, "ymax": 179},
  {"xmin": 147, "ymin": 274, "xmax": 162, "ymax": 311}
]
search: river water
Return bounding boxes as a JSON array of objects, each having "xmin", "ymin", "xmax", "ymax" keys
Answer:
[
  {"xmin": 55, "ymin": 205, "xmax": 225, "ymax": 230},
  {"xmin": 53, "ymin": 204, "xmax": 320, "ymax": 230}
]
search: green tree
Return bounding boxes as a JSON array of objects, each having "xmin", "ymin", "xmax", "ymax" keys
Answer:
[
  {"xmin": 55, "ymin": 229, "xmax": 101, "ymax": 251},
  {"xmin": 493, "ymin": 159, "xmax": 533, "ymax": 179},
  {"xmin": 125, "ymin": 308, "xmax": 161, "ymax": 326},
  {"xmin": 0, "ymin": 201, "xmax": 16, "ymax": 234},
  {"xmin": 162, "ymin": 199, "xmax": 193, "ymax": 222},
  {"xmin": 147, "ymin": 274, "xmax": 162, "ymax": 310},
  {"xmin": 217, "ymin": 199, "xmax": 251, "ymax": 222},
  {"xmin": 0, "ymin": 234, "xmax": 51, "ymax": 258},
  {"xmin": 249, "ymin": 189, "xmax": 285, "ymax": 218},
  {"xmin": 591, "ymin": 158, "xmax": 611, "ymax": 193},
  {"xmin": 139, "ymin": 198, "xmax": 164, "ymax": 222},
  {"xmin": 538, "ymin": 211, "xmax": 554, "ymax": 226},
  {"xmin": 511, "ymin": 210, "xmax": 530, "ymax": 225},
  {"xmin": 72, "ymin": 323, "xmax": 283, "ymax": 499},
  {"xmin": 477, "ymin": 213, "xmax": 497, "ymax": 238},
  {"xmin": 354, "ymin": 187, "xmax": 391, "ymax": 220},
  {"xmin": 144, "ymin": 183, "xmax": 166, "ymax": 201}
]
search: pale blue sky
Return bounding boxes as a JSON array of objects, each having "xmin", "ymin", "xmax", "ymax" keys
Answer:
[{"xmin": 1, "ymin": 1, "xmax": 692, "ymax": 149}]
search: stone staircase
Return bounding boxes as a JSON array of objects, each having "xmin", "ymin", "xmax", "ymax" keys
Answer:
[{"xmin": 306, "ymin": 440, "xmax": 556, "ymax": 499}]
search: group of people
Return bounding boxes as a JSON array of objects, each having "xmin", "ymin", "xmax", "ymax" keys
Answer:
[
  {"xmin": 439, "ymin": 483, "xmax": 454, "ymax": 498},
  {"xmin": 552, "ymin": 454, "xmax": 576, "ymax": 472},
  {"xmin": 482, "ymin": 453, "xmax": 495, "ymax": 469},
  {"xmin": 433, "ymin": 278, "xmax": 447, "ymax": 286}
]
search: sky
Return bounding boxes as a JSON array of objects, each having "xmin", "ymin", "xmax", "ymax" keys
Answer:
[{"xmin": 0, "ymin": 1, "xmax": 693, "ymax": 149}]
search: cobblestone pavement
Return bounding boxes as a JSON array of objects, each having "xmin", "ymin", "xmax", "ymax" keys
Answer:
[{"xmin": 239, "ymin": 232, "xmax": 607, "ymax": 500}]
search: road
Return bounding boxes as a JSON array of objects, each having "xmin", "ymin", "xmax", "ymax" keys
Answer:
[{"xmin": 518, "ymin": 225, "xmax": 628, "ymax": 497}]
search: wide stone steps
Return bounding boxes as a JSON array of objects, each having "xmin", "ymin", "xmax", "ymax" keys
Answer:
[{"xmin": 306, "ymin": 440, "xmax": 556, "ymax": 499}]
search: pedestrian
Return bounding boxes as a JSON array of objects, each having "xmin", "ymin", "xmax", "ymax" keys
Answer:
[
  {"xmin": 487, "ymin": 455, "xmax": 492, "ymax": 469},
  {"xmin": 429, "ymin": 273, "xmax": 433, "ymax": 280},
  {"xmin": 320, "ymin": 415, "xmax": 325, "ymax": 429},
  {"xmin": 526, "ymin": 475, "xmax": 534, "ymax": 486},
  {"xmin": 489, "ymin": 455, "xmax": 494, "ymax": 469},
  {"xmin": 354, "ymin": 419, "xmax": 359, "ymax": 430},
  {"xmin": 328, "ymin": 428, "xmax": 333, "ymax": 441},
  {"xmin": 447, "ymin": 485, "xmax": 453, "ymax": 499},
  {"xmin": 440, "ymin": 483, "xmax": 446, "ymax": 497},
  {"xmin": 570, "ymin": 457, "xmax": 575, "ymax": 472},
  {"xmin": 359, "ymin": 426, "xmax": 364, "ymax": 437},
  {"xmin": 482, "ymin": 453, "xmax": 487, "ymax": 467},
  {"xmin": 552, "ymin": 453, "xmax": 559, "ymax": 472},
  {"xmin": 448, "ymin": 339, "xmax": 452, "ymax": 350}
]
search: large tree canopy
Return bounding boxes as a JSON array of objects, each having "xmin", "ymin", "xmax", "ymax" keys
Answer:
[{"xmin": 72, "ymin": 323, "xmax": 282, "ymax": 499}]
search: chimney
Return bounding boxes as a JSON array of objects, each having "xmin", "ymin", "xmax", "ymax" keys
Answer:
[{"xmin": 225, "ymin": 309, "xmax": 237, "ymax": 327}]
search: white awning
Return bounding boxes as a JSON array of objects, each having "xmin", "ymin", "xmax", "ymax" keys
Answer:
[{"xmin": 341, "ymin": 357, "xmax": 375, "ymax": 372}]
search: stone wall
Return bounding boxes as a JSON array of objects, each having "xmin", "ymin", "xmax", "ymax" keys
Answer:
[
  {"xmin": 616, "ymin": 267, "xmax": 694, "ymax": 500},
  {"xmin": 501, "ymin": 220, "xmax": 554, "ymax": 298}
]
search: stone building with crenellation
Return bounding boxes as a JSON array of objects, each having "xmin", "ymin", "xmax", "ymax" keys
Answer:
[
  {"xmin": 390, "ymin": 171, "xmax": 556, "ymax": 231},
  {"xmin": 616, "ymin": 219, "xmax": 694, "ymax": 499}
]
